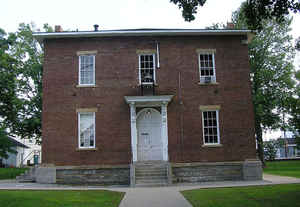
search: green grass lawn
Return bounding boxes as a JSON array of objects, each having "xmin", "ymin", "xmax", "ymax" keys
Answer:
[
  {"xmin": 0, "ymin": 190, "xmax": 124, "ymax": 207},
  {"xmin": 264, "ymin": 160, "xmax": 300, "ymax": 178},
  {"xmin": 0, "ymin": 168, "xmax": 28, "ymax": 180},
  {"xmin": 182, "ymin": 184, "xmax": 300, "ymax": 207}
]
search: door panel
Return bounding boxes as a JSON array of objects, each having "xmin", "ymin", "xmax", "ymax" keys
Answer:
[{"xmin": 137, "ymin": 108, "xmax": 163, "ymax": 161}]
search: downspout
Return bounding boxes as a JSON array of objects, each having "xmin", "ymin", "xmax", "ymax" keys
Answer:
[
  {"xmin": 178, "ymin": 72, "xmax": 184, "ymax": 161},
  {"xmin": 156, "ymin": 41, "xmax": 160, "ymax": 68}
]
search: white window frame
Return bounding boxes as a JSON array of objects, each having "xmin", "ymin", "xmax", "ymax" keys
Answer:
[
  {"xmin": 198, "ymin": 53, "xmax": 216, "ymax": 83},
  {"xmin": 138, "ymin": 53, "xmax": 156, "ymax": 85},
  {"xmin": 78, "ymin": 55, "xmax": 95, "ymax": 86},
  {"xmin": 78, "ymin": 112, "xmax": 96, "ymax": 149},
  {"xmin": 202, "ymin": 110, "xmax": 220, "ymax": 145}
]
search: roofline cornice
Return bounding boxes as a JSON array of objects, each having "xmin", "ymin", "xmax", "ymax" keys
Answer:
[{"xmin": 33, "ymin": 29, "xmax": 252, "ymax": 42}]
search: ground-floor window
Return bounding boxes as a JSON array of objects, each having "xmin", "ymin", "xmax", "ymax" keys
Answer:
[
  {"xmin": 78, "ymin": 112, "xmax": 95, "ymax": 148},
  {"xmin": 202, "ymin": 110, "xmax": 220, "ymax": 145}
]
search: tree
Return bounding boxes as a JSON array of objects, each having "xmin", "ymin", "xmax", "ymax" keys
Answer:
[
  {"xmin": 0, "ymin": 23, "xmax": 52, "ymax": 144},
  {"xmin": 170, "ymin": 0, "xmax": 300, "ymax": 30},
  {"xmin": 296, "ymin": 37, "xmax": 300, "ymax": 50},
  {"xmin": 288, "ymin": 71, "xmax": 300, "ymax": 149},
  {"xmin": 233, "ymin": 5, "xmax": 296, "ymax": 166},
  {"xmin": 264, "ymin": 139, "xmax": 283, "ymax": 161},
  {"xmin": 170, "ymin": 0, "xmax": 206, "ymax": 22}
]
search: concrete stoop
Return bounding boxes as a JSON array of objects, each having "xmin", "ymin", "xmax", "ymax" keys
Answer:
[
  {"xmin": 17, "ymin": 166, "xmax": 56, "ymax": 184},
  {"xmin": 16, "ymin": 167, "xmax": 36, "ymax": 183},
  {"xmin": 132, "ymin": 161, "xmax": 172, "ymax": 187}
]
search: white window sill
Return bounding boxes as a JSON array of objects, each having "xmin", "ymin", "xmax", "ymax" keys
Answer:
[
  {"xmin": 76, "ymin": 147, "xmax": 98, "ymax": 151},
  {"xmin": 202, "ymin": 144, "xmax": 223, "ymax": 148},
  {"xmin": 139, "ymin": 83, "xmax": 158, "ymax": 86},
  {"xmin": 198, "ymin": 82, "xmax": 219, "ymax": 85},
  {"xmin": 76, "ymin": 84, "xmax": 98, "ymax": 88}
]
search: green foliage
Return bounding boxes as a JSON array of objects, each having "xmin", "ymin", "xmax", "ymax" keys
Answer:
[
  {"xmin": 233, "ymin": 6, "xmax": 296, "ymax": 165},
  {"xmin": 287, "ymin": 68, "xmax": 300, "ymax": 148},
  {"xmin": 170, "ymin": 0, "xmax": 300, "ymax": 31},
  {"xmin": 0, "ymin": 190, "xmax": 125, "ymax": 207},
  {"xmin": 0, "ymin": 168, "xmax": 28, "ymax": 179},
  {"xmin": 264, "ymin": 139, "xmax": 283, "ymax": 161},
  {"xmin": 182, "ymin": 184, "xmax": 300, "ymax": 207},
  {"xmin": 170, "ymin": 0, "xmax": 206, "ymax": 22},
  {"xmin": 244, "ymin": 0, "xmax": 300, "ymax": 31},
  {"xmin": 204, "ymin": 23, "xmax": 226, "ymax": 29},
  {"xmin": 0, "ymin": 23, "xmax": 52, "ymax": 144},
  {"xmin": 296, "ymin": 37, "xmax": 300, "ymax": 50},
  {"xmin": 0, "ymin": 129, "xmax": 17, "ymax": 159},
  {"xmin": 264, "ymin": 160, "xmax": 300, "ymax": 178}
]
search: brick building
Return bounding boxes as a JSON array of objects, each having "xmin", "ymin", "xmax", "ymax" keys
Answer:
[{"xmin": 34, "ymin": 27, "xmax": 262, "ymax": 185}]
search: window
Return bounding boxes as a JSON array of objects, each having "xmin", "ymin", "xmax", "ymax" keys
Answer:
[
  {"xmin": 198, "ymin": 53, "xmax": 216, "ymax": 83},
  {"xmin": 78, "ymin": 112, "xmax": 95, "ymax": 148},
  {"xmin": 79, "ymin": 55, "xmax": 95, "ymax": 85},
  {"xmin": 202, "ymin": 110, "xmax": 220, "ymax": 145},
  {"xmin": 139, "ymin": 54, "xmax": 156, "ymax": 84}
]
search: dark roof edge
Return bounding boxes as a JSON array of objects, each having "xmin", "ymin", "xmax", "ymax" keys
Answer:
[
  {"xmin": 8, "ymin": 137, "xmax": 29, "ymax": 148},
  {"xmin": 33, "ymin": 29, "xmax": 252, "ymax": 42}
]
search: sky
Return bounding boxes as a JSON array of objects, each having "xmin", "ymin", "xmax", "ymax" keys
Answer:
[{"xmin": 1, "ymin": 0, "xmax": 299, "ymax": 139}]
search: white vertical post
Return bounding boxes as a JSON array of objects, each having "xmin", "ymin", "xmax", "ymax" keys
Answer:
[
  {"xmin": 161, "ymin": 102, "xmax": 169, "ymax": 161},
  {"xmin": 130, "ymin": 103, "xmax": 138, "ymax": 162}
]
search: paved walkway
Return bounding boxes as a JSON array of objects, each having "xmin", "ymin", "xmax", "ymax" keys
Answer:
[{"xmin": 1, "ymin": 174, "xmax": 300, "ymax": 207}]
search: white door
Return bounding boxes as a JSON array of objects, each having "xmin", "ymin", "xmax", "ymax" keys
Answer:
[{"xmin": 137, "ymin": 108, "xmax": 163, "ymax": 161}]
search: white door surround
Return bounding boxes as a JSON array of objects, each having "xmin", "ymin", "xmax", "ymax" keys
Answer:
[{"xmin": 124, "ymin": 95, "xmax": 173, "ymax": 162}]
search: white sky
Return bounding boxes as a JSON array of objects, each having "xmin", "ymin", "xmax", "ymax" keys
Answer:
[{"xmin": 1, "ymin": 0, "xmax": 299, "ymax": 140}]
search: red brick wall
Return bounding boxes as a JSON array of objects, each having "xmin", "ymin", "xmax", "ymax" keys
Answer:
[{"xmin": 42, "ymin": 35, "xmax": 256, "ymax": 166}]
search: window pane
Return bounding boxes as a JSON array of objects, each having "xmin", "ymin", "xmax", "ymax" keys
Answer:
[
  {"xmin": 205, "ymin": 136, "xmax": 209, "ymax": 143},
  {"xmin": 204, "ymin": 128, "xmax": 208, "ymax": 135},
  {"xmin": 205, "ymin": 70, "xmax": 209, "ymax": 76},
  {"xmin": 80, "ymin": 55, "xmax": 94, "ymax": 85},
  {"xmin": 203, "ymin": 110, "xmax": 219, "ymax": 144},
  {"xmin": 199, "ymin": 53, "xmax": 215, "ymax": 80},
  {"xmin": 140, "ymin": 54, "xmax": 155, "ymax": 84},
  {"xmin": 79, "ymin": 113, "xmax": 95, "ymax": 147}
]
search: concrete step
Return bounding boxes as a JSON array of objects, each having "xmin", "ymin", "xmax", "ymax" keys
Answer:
[
  {"xmin": 16, "ymin": 168, "xmax": 36, "ymax": 183},
  {"xmin": 134, "ymin": 161, "xmax": 169, "ymax": 186},
  {"xmin": 136, "ymin": 175, "xmax": 167, "ymax": 180},
  {"xmin": 136, "ymin": 178, "xmax": 168, "ymax": 184},
  {"xmin": 136, "ymin": 168, "xmax": 166, "ymax": 173},
  {"xmin": 135, "ymin": 171, "xmax": 167, "ymax": 176}
]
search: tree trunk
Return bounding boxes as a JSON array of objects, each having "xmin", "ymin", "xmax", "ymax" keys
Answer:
[{"xmin": 255, "ymin": 119, "xmax": 265, "ymax": 167}]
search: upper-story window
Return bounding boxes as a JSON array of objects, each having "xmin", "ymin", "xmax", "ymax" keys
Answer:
[
  {"xmin": 202, "ymin": 110, "xmax": 220, "ymax": 145},
  {"xmin": 198, "ymin": 52, "xmax": 216, "ymax": 84},
  {"xmin": 139, "ymin": 54, "xmax": 156, "ymax": 85},
  {"xmin": 79, "ymin": 55, "xmax": 95, "ymax": 85}
]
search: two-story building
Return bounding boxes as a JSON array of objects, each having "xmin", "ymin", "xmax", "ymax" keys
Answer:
[{"xmin": 34, "ymin": 26, "xmax": 262, "ymax": 185}]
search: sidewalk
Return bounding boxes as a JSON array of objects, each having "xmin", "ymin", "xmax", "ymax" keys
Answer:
[{"xmin": 0, "ymin": 174, "xmax": 300, "ymax": 207}]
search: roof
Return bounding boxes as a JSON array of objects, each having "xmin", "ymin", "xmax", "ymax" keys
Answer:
[
  {"xmin": 8, "ymin": 137, "xmax": 29, "ymax": 148},
  {"xmin": 33, "ymin": 28, "xmax": 252, "ymax": 42}
]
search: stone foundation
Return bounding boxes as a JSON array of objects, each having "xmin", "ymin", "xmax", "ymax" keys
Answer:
[
  {"xmin": 34, "ymin": 160, "xmax": 261, "ymax": 185},
  {"xmin": 172, "ymin": 161, "xmax": 262, "ymax": 183},
  {"xmin": 55, "ymin": 165, "xmax": 130, "ymax": 185}
]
